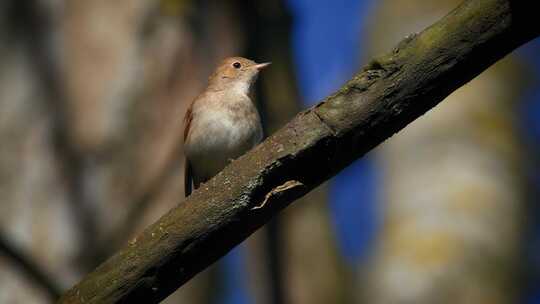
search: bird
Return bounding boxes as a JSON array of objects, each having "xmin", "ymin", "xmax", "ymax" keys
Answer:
[{"xmin": 183, "ymin": 57, "xmax": 270, "ymax": 197}]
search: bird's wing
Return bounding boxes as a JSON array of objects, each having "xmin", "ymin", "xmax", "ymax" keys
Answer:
[
  {"xmin": 183, "ymin": 96, "xmax": 195, "ymax": 197},
  {"xmin": 184, "ymin": 158, "xmax": 193, "ymax": 197},
  {"xmin": 183, "ymin": 100, "xmax": 194, "ymax": 143}
]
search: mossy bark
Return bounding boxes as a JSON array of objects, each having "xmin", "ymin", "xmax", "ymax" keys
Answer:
[
  {"xmin": 58, "ymin": 0, "xmax": 540, "ymax": 303},
  {"xmin": 360, "ymin": 0, "xmax": 529, "ymax": 303}
]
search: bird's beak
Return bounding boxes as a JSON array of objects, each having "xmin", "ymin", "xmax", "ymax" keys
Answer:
[{"xmin": 254, "ymin": 62, "xmax": 271, "ymax": 70}]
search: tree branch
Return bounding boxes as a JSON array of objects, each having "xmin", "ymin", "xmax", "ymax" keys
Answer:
[{"xmin": 58, "ymin": 0, "xmax": 540, "ymax": 303}]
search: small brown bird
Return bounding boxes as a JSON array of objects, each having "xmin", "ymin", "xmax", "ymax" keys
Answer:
[{"xmin": 183, "ymin": 57, "xmax": 270, "ymax": 196}]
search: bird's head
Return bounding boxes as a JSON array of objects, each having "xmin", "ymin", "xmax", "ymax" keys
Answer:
[{"xmin": 208, "ymin": 57, "xmax": 270, "ymax": 94}]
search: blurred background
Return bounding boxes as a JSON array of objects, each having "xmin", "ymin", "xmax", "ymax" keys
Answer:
[{"xmin": 0, "ymin": 0, "xmax": 539, "ymax": 303}]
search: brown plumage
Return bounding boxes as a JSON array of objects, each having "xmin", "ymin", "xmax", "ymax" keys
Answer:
[{"xmin": 183, "ymin": 57, "xmax": 270, "ymax": 196}]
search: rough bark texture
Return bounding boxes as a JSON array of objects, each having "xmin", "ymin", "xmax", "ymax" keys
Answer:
[
  {"xmin": 236, "ymin": 2, "xmax": 350, "ymax": 304},
  {"xmin": 0, "ymin": 1, "xmax": 219, "ymax": 303},
  {"xmin": 58, "ymin": 0, "xmax": 540, "ymax": 303},
  {"xmin": 360, "ymin": 1, "xmax": 527, "ymax": 303}
]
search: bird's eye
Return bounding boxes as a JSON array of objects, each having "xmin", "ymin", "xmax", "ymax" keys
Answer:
[{"xmin": 232, "ymin": 62, "xmax": 241, "ymax": 69}]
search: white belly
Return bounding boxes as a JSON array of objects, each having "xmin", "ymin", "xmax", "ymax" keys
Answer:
[{"xmin": 185, "ymin": 104, "xmax": 262, "ymax": 183}]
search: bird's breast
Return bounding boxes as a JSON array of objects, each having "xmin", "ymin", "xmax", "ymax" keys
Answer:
[{"xmin": 185, "ymin": 96, "xmax": 262, "ymax": 180}]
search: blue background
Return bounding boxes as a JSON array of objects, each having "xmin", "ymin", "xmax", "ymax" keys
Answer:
[{"xmin": 222, "ymin": 1, "xmax": 540, "ymax": 303}]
